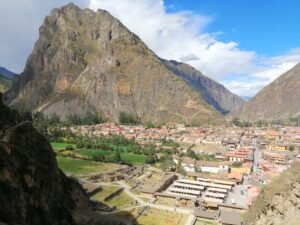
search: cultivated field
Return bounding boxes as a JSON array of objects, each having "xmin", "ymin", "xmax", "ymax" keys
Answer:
[{"xmin": 56, "ymin": 156, "xmax": 120, "ymax": 175}]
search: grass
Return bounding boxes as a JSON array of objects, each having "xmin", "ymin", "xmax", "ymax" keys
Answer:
[
  {"xmin": 75, "ymin": 149, "xmax": 146, "ymax": 165},
  {"xmin": 194, "ymin": 218, "xmax": 218, "ymax": 225},
  {"xmin": 91, "ymin": 186, "xmax": 121, "ymax": 201},
  {"xmin": 91, "ymin": 186, "xmax": 139, "ymax": 210},
  {"xmin": 52, "ymin": 141, "xmax": 147, "ymax": 165},
  {"xmin": 51, "ymin": 142, "xmax": 75, "ymax": 151},
  {"xmin": 121, "ymin": 153, "xmax": 146, "ymax": 164},
  {"xmin": 56, "ymin": 156, "xmax": 120, "ymax": 175}
]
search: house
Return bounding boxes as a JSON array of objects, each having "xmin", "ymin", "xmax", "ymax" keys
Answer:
[
  {"xmin": 195, "ymin": 161, "xmax": 230, "ymax": 174},
  {"xmin": 226, "ymin": 148, "xmax": 253, "ymax": 163},
  {"xmin": 263, "ymin": 152, "xmax": 288, "ymax": 164},
  {"xmin": 264, "ymin": 130, "xmax": 281, "ymax": 140},
  {"xmin": 227, "ymin": 172, "xmax": 243, "ymax": 184},
  {"xmin": 266, "ymin": 143, "xmax": 289, "ymax": 151},
  {"xmin": 182, "ymin": 157, "xmax": 196, "ymax": 172}
]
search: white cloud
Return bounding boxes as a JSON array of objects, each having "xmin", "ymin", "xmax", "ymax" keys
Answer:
[
  {"xmin": 223, "ymin": 49, "xmax": 300, "ymax": 96},
  {"xmin": 0, "ymin": 0, "xmax": 88, "ymax": 73}
]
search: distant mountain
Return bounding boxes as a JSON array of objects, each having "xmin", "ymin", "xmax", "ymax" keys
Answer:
[
  {"xmin": 230, "ymin": 63, "xmax": 300, "ymax": 120},
  {"xmin": 241, "ymin": 96, "xmax": 251, "ymax": 101},
  {"xmin": 0, "ymin": 66, "xmax": 16, "ymax": 78},
  {"xmin": 162, "ymin": 59, "xmax": 244, "ymax": 114},
  {"xmin": 4, "ymin": 3, "xmax": 228, "ymax": 124}
]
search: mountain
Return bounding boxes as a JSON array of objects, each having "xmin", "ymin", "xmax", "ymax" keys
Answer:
[
  {"xmin": 0, "ymin": 94, "xmax": 89, "ymax": 225},
  {"xmin": 0, "ymin": 66, "xmax": 16, "ymax": 78},
  {"xmin": 0, "ymin": 94, "xmax": 136, "ymax": 225},
  {"xmin": 4, "ymin": 3, "xmax": 241, "ymax": 124},
  {"xmin": 162, "ymin": 59, "xmax": 244, "ymax": 114},
  {"xmin": 230, "ymin": 63, "xmax": 300, "ymax": 120},
  {"xmin": 244, "ymin": 162, "xmax": 300, "ymax": 225}
]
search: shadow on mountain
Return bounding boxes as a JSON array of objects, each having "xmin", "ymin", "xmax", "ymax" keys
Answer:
[{"xmin": 0, "ymin": 92, "xmax": 140, "ymax": 225}]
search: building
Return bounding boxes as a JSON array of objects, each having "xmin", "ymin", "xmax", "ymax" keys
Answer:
[
  {"xmin": 226, "ymin": 148, "xmax": 253, "ymax": 163},
  {"xmin": 263, "ymin": 152, "xmax": 288, "ymax": 164},
  {"xmin": 195, "ymin": 161, "xmax": 230, "ymax": 174},
  {"xmin": 266, "ymin": 143, "xmax": 289, "ymax": 151}
]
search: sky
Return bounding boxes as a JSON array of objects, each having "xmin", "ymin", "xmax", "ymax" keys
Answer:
[{"xmin": 1, "ymin": 0, "xmax": 300, "ymax": 97}]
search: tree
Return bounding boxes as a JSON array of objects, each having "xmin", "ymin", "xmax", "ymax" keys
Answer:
[
  {"xmin": 119, "ymin": 112, "xmax": 141, "ymax": 125},
  {"xmin": 187, "ymin": 149, "xmax": 197, "ymax": 159},
  {"xmin": 145, "ymin": 154, "xmax": 156, "ymax": 164},
  {"xmin": 161, "ymin": 158, "xmax": 176, "ymax": 172},
  {"xmin": 232, "ymin": 161, "xmax": 243, "ymax": 167},
  {"xmin": 289, "ymin": 145, "xmax": 295, "ymax": 151},
  {"xmin": 114, "ymin": 149, "xmax": 122, "ymax": 162}
]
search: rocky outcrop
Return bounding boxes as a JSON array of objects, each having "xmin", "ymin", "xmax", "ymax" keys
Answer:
[
  {"xmin": 230, "ymin": 63, "xmax": 300, "ymax": 120},
  {"xmin": 162, "ymin": 60, "xmax": 244, "ymax": 114},
  {"xmin": 4, "ymin": 3, "xmax": 227, "ymax": 124},
  {"xmin": 0, "ymin": 95, "xmax": 132, "ymax": 225},
  {"xmin": 0, "ymin": 120, "xmax": 89, "ymax": 224},
  {"xmin": 244, "ymin": 162, "xmax": 300, "ymax": 225}
]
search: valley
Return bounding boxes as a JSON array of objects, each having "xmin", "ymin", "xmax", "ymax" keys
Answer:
[{"xmin": 1, "ymin": 2, "xmax": 300, "ymax": 225}]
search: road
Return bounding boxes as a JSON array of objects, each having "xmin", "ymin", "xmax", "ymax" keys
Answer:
[{"xmin": 253, "ymin": 139, "xmax": 262, "ymax": 173}]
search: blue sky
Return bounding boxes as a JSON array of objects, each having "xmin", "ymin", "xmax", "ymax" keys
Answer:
[
  {"xmin": 1, "ymin": 0, "xmax": 300, "ymax": 97},
  {"xmin": 165, "ymin": 0, "xmax": 300, "ymax": 56}
]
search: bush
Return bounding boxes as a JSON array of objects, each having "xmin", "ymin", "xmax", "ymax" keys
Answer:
[
  {"xmin": 65, "ymin": 145, "xmax": 75, "ymax": 151},
  {"xmin": 119, "ymin": 112, "xmax": 141, "ymax": 125}
]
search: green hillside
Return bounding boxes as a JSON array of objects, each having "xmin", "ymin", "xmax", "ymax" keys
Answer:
[{"xmin": 0, "ymin": 73, "xmax": 12, "ymax": 92}]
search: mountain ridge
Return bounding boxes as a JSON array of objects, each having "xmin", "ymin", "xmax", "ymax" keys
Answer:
[
  {"xmin": 229, "ymin": 63, "xmax": 300, "ymax": 120},
  {"xmin": 4, "ymin": 3, "xmax": 241, "ymax": 124},
  {"xmin": 162, "ymin": 59, "xmax": 244, "ymax": 114}
]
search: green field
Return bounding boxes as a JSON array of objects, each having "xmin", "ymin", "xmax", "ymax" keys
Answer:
[
  {"xmin": 56, "ymin": 156, "xmax": 120, "ymax": 175},
  {"xmin": 51, "ymin": 142, "xmax": 75, "ymax": 151},
  {"xmin": 121, "ymin": 153, "xmax": 146, "ymax": 164},
  {"xmin": 91, "ymin": 186, "xmax": 139, "ymax": 210},
  {"xmin": 52, "ymin": 141, "xmax": 147, "ymax": 165},
  {"xmin": 74, "ymin": 149, "xmax": 146, "ymax": 165}
]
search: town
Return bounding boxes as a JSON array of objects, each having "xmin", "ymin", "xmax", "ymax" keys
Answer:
[{"xmin": 50, "ymin": 123, "xmax": 300, "ymax": 225}]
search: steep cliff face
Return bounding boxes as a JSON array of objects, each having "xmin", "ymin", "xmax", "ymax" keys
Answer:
[
  {"xmin": 244, "ymin": 162, "xmax": 300, "ymax": 225},
  {"xmin": 4, "ymin": 3, "xmax": 223, "ymax": 124},
  {"xmin": 0, "ymin": 123, "xmax": 89, "ymax": 224},
  {"xmin": 230, "ymin": 63, "xmax": 300, "ymax": 120},
  {"xmin": 0, "ymin": 95, "xmax": 135, "ymax": 225},
  {"xmin": 162, "ymin": 60, "xmax": 244, "ymax": 114}
]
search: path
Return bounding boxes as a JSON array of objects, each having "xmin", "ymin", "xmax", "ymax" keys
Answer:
[{"xmin": 94, "ymin": 181, "xmax": 194, "ymax": 215}]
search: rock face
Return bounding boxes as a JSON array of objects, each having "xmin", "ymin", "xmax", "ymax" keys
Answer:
[
  {"xmin": 0, "ymin": 94, "xmax": 136, "ymax": 225},
  {"xmin": 230, "ymin": 63, "xmax": 300, "ymax": 120},
  {"xmin": 3, "ymin": 3, "xmax": 238, "ymax": 124},
  {"xmin": 162, "ymin": 60, "xmax": 244, "ymax": 114},
  {"xmin": 244, "ymin": 162, "xmax": 300, "ymax": 225},
  {"xmin": 0, "ymin": 94, "xmax": 89, "ymax": 225}
]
